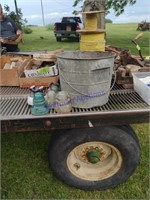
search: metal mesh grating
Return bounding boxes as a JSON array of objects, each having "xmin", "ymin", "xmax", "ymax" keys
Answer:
[
  {"xmin": 0, "ymin": 87, "xmax": 30, "ymax": 96},
  {"xmin": 1, "ymin": 86, "xmax": 150, "ymax": 120},
  {"xmin": 0, "ymin": 84, "xmax": 124, "ymax": 96}
]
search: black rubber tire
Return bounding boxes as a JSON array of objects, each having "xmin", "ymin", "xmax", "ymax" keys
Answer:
[
  {"xmin": 56, "ymin": 37, "xmax": 61, "ymax": 42},
  {"xmin": 76, "ymin": 36, "xmax": 80, "ymax": 42},
  {"xmin": 48, "ymin": 126, "xmax": 140, "ymax": 190},
  {"xmin": 114, "ymin": 125, "xmax": 140, "ymax": 147}
]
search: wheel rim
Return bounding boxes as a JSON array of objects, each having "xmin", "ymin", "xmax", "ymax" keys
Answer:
[{"xmin": 67, "ymin": 141, "xmax": 122, "ymax": 181}]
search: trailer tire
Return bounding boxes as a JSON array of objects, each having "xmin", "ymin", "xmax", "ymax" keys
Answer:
[
  {"xmin": 115, "ymin": 125, "xmax": 140, "ymax": 147},
  {"xmin": 56, "ymin": 37, "xmax": 61, "ymax": 42},
  {"xmin": 48, "ymin": 126, "xmax": 140, "ymax": 190}
]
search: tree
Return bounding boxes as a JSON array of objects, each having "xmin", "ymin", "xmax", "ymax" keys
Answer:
[
  {"xmin": 3, "ymin": 5, "xmax": 27, "ymax": 29},
  {"xmin": 106, "ymin": 18, "xmax": 112, "ymax": 23},
  {"xmin": 73, "ymin": 0, "xmax": 136, "ymax": 16}
]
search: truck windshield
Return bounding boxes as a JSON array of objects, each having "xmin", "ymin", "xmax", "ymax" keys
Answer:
[{"xmin": 62, "ymin": 17, "xmax": 81, "ymax": 23}]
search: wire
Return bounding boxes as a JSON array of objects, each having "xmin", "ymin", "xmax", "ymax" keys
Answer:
[{"xmin": 49, "ymin": 0, "xmax": 76, "ymax": 9}]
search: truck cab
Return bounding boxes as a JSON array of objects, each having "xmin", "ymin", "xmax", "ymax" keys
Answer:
[{"xmin": 53, "ymin": 16, "xmax": 82, "ymax": 42}]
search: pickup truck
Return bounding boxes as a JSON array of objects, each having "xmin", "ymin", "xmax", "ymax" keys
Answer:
[
  {"xmin": 1, "ymin": 51, "xmax": 150, "ymax": 191},
  {"xmin": 53, "ymin": 16, "xmax": 82, "ymax": 42}
]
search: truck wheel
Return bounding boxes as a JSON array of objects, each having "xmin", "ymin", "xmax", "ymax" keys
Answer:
[
  {"xmin": 76, "ymin": 37, "xmax": 80, "ymax": 42},
  {"xmin": 48, "ymin": 126, "xmax": 140, "ymax": 190},
  {"xmin": 56, "ymin": 37, "xmax": 61, "ymax": 42}
]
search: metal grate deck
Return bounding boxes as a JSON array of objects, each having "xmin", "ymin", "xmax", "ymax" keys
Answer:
[
  {"xmin": 0, "ymin": 83, "xmax": 125, "ymax": 96},
  {"xmin": 1, "ymin": 86, "xmax": 150, "ymax": 121}
]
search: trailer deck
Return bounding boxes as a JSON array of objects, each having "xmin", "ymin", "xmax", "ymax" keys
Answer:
[{"xmin": 1, "ymin": 84, "xmax": 150, "ymax": 133}]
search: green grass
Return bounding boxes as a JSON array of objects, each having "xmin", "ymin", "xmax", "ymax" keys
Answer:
[
  {"xmin": 1, "ymin": 132, "xmax": 52, "ymax": 199},
  {"xmin": 1, "ymin": 124, "xmax": 149, "ymax": 199},
  {"xmin": 19, "ymin": 23, "xmax": 149, "ymax": 56},
  {"xmin": 1, "ymin": 23, "xmax": 150, "ymax": 199},
  {"xmin": 20, "ymin": 25, "xmax": 80, "ymax": 51},
  {"xmin": 106, "ymin": 23, "xmax": 149, "ymax": 56}
]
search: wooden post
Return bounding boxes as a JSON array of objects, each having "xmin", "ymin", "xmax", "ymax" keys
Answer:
[
  {"xmin": 98, "ymin": 0, "xmax": 105, "ymax": 29},
  {"xmin": 14, "ymin": 0, "xmax": 19, "ymax": 17},
  {"xmin": 82, "ymin": 0, "xmax": 106, "ymax": 29}
]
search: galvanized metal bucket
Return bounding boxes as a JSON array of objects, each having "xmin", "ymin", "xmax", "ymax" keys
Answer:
[{"xmin": 57, "ymin": 51, "xmax": 115, "ymax": 108}]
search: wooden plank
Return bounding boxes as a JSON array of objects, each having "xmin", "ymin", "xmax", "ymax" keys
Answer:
[
  {"xmin": 125, "ymin": 64, "xmax": 141, "ymax": 77},
  {"xmin": 81, "ymin": 10, "xmax": 105, "ymax": 14},
  {"xmin": 122, "ymin": 84, "xmax": 133, "ymax": 89},
  {"xmin": 117, "ymin": 68, "xmax": 126, "ymax": 77},
  {"xmin": 77, "ymin": 29, "xmax": 106, "ymax": 33},
  {"xmin": 139, "ymin": 67, "xmax": 150, "ymax": 72}
]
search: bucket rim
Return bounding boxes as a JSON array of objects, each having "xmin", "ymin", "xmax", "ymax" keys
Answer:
[{"xmin": 57, "ymin": 50, "xmax": 115, "ymax": 60}]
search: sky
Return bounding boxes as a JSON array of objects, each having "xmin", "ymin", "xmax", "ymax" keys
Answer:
[{"xmin": 0, "ymin": 0, "xmax": 150, "ymax": 26}]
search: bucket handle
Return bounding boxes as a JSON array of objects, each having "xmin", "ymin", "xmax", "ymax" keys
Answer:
[{"xmin": 58, "ymin": 67, "xmax": 117, "ymax": 96}]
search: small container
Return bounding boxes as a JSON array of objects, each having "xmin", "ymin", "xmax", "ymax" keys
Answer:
[
  {"xmin": 54, "ymin": 102, "xmax": 72, "ymax": 113},
  {"xmin": 55, "ymin": 91, "xmax": 68, "ymax": 101},
  {"xmin": 54, "ymin": 91, "xmax": 72, "ymax": 113},
  {"xmin": 27, "ymin": 93, "xmax": 47, "ymax": 106},
  {"xmin": 46, "ymin": 89, "xmax": 56, "ymax": 105},
  {"xmin": 132, "ymin": 72, "xmax": 150, "ymax": 105},
  {"xmin": 50, "ymin": 83, "xmax": 61, "ymax": 93},
  {"xmin": 27, "ymin": 94, "xmax": 34, "ymax": 106}
]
